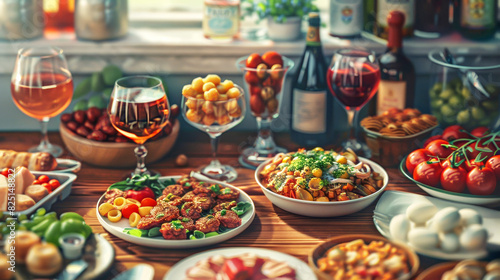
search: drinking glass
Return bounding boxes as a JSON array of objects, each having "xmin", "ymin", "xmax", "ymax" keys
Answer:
[
  {"xmin": 236, "ymin": 56, "xmax": 294, "ymax": 169},
  {"xmin": 182, "ymin": 86, "xmax": 246, "ymax": 182},
  {"xmin": 108, "ymin": 76, "xmax": 170, "ymax": 176},
  {"xmin": 11, "ymin": 47, "xmax": 73, "ymax": 157},
  {"xmin": 327, "ymin": 48, "xmax": 380, "ymax": 157}
]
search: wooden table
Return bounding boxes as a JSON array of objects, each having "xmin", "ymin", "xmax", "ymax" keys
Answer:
[{"xmin": 1, "ymin": 131, "xmax": 499, "ymax": 279}]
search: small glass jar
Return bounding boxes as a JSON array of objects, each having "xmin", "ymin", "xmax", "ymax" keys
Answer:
[
  {"xmin": 75, "ymin": 0, "xmax": 128, "ymax": 41},
  {"xmin": 415, "ymin": 0, "xmax": 451, "ymax": 38},
  {"xmin": 0, "ymin": 0, "xmax": 44, "ymax": 40},
  {"xmin": 428, "ymin": 49, "xmax": 500, "ymax": 130},
  {"xmin": 59, "ymin": 233, "xmax": 85, "ymax": 259},
  {"xmin": 203, "ymin": 0, "xmax": 240, "ymax": 40}
]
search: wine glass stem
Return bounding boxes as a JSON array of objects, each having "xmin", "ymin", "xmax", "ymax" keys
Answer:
[
  {"xmin": 346, "ymin": 109, "xmax": 357, "ymax": 141},
  {"xmin": 38, "ymin": 117, "xmax": 51, "ymax": 149},
  {"xmin": 210, "ymin": 135, "xmax": 221, "ymax": 166},
  {"xmin": 254, "ymin": 117, "xmax": 277, "ymax": 153},
  {"xmin": 134, "ymin": 144, "xmax": 148, "ymax": 175}
]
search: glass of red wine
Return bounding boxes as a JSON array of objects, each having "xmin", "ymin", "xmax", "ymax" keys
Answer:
[
  {"xmin": 108, "ymin": 76, "xmax": 170, "ymax": 176},
  {"xmin": 327, "ymin": 48, "xmax": 380, "ymax": 157},
  {"xmin": 11, "ymin": 47, "xmax": 73, "ymax": 157}
]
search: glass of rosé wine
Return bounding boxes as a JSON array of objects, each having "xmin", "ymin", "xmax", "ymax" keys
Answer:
[
  {"xmin": 108, "ymin": 76, "xmax": 170, "ymax": 176},
  {"xmin": 327, "ymin": 48, "xmax": 380, "ymax": 157},
  {"xmin": 236, "ymin": 53, "xmax": 294, "ymax": 169},
  {"xmin": 11, "ymin": 47, "xmax": 73, "ymax": 157}
]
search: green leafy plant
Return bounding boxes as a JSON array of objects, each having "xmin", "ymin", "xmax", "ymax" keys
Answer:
[{"xmin": 241, "ymin": 0, "xmax": 318, "ymax": 23}]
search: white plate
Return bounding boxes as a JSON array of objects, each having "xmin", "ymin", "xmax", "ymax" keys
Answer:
[
  {"xmin": 400, "ymin": 157, "xmax": 500, "ymax": 206},
  {"xmin": 55, "ymin": 158, "xmax": 82, "ymax": 173},
  {"xmin": 373, "ymin": 190, "xmax": 500, "ymax": 260},
  {"xmin": 255, "ymin": 157, "xmax": 389, "ymax": 217},
  {"xmin": 163, "ymin": 247, "xmax": 317, "ymax": 280},
  {"xmin": 96, "ymin": 176, "xmax": 255, "ymax": 249}
]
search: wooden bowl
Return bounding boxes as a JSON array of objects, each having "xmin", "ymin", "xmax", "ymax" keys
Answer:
[
  {"xmin": 60, "ymin": 119, "xmax": 179, "ymax": 168},
  {"xmin": 309, "ymin": 234, "xmax": 420, "ymax": 280}
]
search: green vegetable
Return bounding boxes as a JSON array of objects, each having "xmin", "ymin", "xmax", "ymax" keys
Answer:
[
  {"xmin": 122, "ymin": 228, "xmax": 134, "ymax": 234},
  {"xmin": 128, "ymin": 229, "xmax": 148, "ymax": 237},
  {"xmin": 108, "ymin": 174, "xmax": 175, "ymax": 198},
  {"xmin": 156, "ymin": 213, "xmax": 165, "ymax": 219},
  {"xmin": 36, "ymin": 208, "xmax": 46, "ymax": 216},
  {"xmin": 148, "ymin": 227, "xmax": 161, "ymax": 237},
  {"xmin": 205, "ymin": 232, "xmax": 219, "ymax": 238},
  {"xmin": 31, "ymin": 217, "xmax": 57, "ymax": 233},
  {"xmin": 210, "ymin": 184, "xmax": 221, "ymax": 194},
  {"xmin": 73, "ymin": 99, "xmax": 88, "ymax": 111},
  {"xmin": 44, "ymin": 221, "xmax": 62, "ymax": 246},
  {"xmin": 18, "ymin": 214, "xmax": 28, "ymax": 222},
  {"xmin": 231, "ymin": 202, "xmax": 252, "ymax": 216},
  {"xmin": 60, "ymin": 218, "xmax": 90, "ymax": 238},
  {"xmin": 102, "ymin": 88, "xmax": 113, "ymax": 99},
  {"xmin": 91, "ymin": 72, "xmax": 105, "ymax": 92},
  {"xmin": 189, "ymin": 230, "xmax": 205, "ymax": 240},
  {"xmin": 101, "ymin": 65, "xmax": 123, "ymax": 86},
  {"xmin": 60, "ymin": 212, "xmax": 85, "ymax": 222},
  {"xmin": 171, "ymin": 220, "xmax": 184, "ymax": 230},
  {"xmin": 73, "ymin": 77, "xmax": 92, "ymax": 99},
  {"xmin": 88, "ymin": 95, "xmax": 107, "ymax": 109},
  {"xmin": 220, "ymin": 209, "xmax": 227, "ymax": 216}
]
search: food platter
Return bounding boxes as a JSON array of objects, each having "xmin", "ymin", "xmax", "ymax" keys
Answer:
[
  {"xmin": 96, "ymin": 175, "xmax": 255, "ymax": 248},
  {"xmin": 400, "ymin": 156, "xmax": 500, "ymax": 206},
  {"xmin": 255, "ymin": 157, "xmax": 389, "ymax": 217},
  {"xmin": 373, "ymin": 190, "xmax": 500, "ymax": 260},
  {"xmin": 54, "ymin": 158, "xmax": 82, "ymax": 173},
  {"xmin": 163, "ymin": 247, "xmax": 317, "ymax": 280}
]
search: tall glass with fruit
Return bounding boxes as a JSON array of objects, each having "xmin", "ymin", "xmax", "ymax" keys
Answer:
[
  {"xmin": 181, "ymin": 75, "xmax": 246, "ymax": 182},
  {"xmin": 236, "ymin": 52, "xmax": 294, "ymax": 168},
  {"xmin": 11, "ymin": 47, "xmax": 73, "ymax": 157},
  {"xmin": 108, "ymin": 76, "xmax": 170, "ymax": 175}
]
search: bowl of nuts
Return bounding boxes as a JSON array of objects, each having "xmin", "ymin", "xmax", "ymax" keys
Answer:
[
  {"xmin": 360, "ymin": 108, "xmax": 438, "ymax": 167},
  {"xmin": 59, "ymin": 105, "xmax": 180, "ymax": 168}
]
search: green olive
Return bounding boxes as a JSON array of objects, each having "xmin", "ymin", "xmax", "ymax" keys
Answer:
[
  {"xmin": 457, "ymin": 109, "xmax": 471, "ymax": 125},
  {"xmin": 461, "ymin": 87, "xmax": 472, "ymax": 100},
  {"xmin": 432, "ymin": 82, "xmax": 443, "ymax": 92},
  {"xmin": 486, "ymin": 84, "xmax": 499, "ymax": 97},
  {"xmin": 481, "ymin": 100, "xmax": 499, "ymax": 111},
  {"xmin": 429, "ymin": 89, "xmax": 440, "ymax": 100},
  {"xmin": 431, "ymin": 99, "xmax": 445, "ymax": 109},
  {"xmin": 471, "ymin": 107, "xmax": 487, "ymax": 120},
  {"xmin": 439, "ymin": 89, "xmax": 455, "ymax": 100},
  {"xmin": 448, "ymin": 95, "xmax": 464, "ymax": 109},
  {"xmin": 441, "ymin": 104, "xmax": 455, "ymax": 117}
]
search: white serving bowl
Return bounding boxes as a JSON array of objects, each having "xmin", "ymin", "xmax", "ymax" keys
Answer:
[{"xmin": 255, "ymin": 157, "xmax": 389, "ymax": 217}]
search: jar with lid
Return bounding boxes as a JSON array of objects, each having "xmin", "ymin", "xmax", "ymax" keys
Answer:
[
  {"xmin": 75, "ymin": 0, "xmax": 128, "ymax": 41},
  {"xmin": 329, "ymin": 0, "xmax": 363, "ymax": 38},
  {"xmin": 415, "ymin": 0, "xmax": 451, "ymax": 38},
  {"xmin": 0, "ymin": 0, "xmax": 44, "ymax": 40},
  {"xmin": 44, "ymin": 0, "xmax": 74, "ymax": 31},
  {"xmin": 203, "ymin": 0, "xmax": 240, "ymax": 40}
]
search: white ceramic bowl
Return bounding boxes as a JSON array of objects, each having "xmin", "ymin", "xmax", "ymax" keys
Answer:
[{"xmin": 255, "ymin": 157, "xmax": 389, "ymax": 217}]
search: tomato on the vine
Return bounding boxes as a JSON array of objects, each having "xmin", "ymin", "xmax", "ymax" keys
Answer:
[
  {"xmin": 442, "ymin": 125, "xmax": 469, "ymax": 142},
  {"xmin": 486, "ymin": 155, "xmax": 500, "ymax": 181},
  {"xmin": 413, "ymin": 160, "xmax": 443, "ymax": 186},
  {"xmin": 470, "ymin": 126, "xmax": 490, "ymax": 138},
  {"xmin": 406, "ymin": 149, "xmax": 435, "ymax": 175},
  {"xmin": 423, "ymin": 135, "xmax": 442, "ymax": 148},
  {"xmin": 466, "ymin": 166, "xmax": 496, "ymax": 195},
  {"xmin": 440, "ymin": 166, "xmax": 467, "ymax": 193},
  {"xmin": 464, "ymin": 159, "xmax": 485, "ymax": 172},
  {"xmin": 425, "ymin": 139, "xmax": 455, "ymax": 159}
]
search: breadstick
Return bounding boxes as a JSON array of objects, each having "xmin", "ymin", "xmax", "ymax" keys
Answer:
[{"xmin": 0, "ymin": 150, "xmax": 57, "ymax": 171}]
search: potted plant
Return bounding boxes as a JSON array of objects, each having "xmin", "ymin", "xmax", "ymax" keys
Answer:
[{"xmin": 241, "ymin": 0, "xmax": 318, "ymax": 41}]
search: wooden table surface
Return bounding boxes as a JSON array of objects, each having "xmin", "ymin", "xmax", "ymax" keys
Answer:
[{"xmin": 1, "ymin": 130, "xmax": 499, "ymax": 280}]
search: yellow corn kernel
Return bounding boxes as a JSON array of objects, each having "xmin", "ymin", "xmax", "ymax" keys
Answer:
[
  {"xmin": 312, "ymin": 168, "xmax": 322, "ymax": 178},
  {"xmin": 98, "ymin": 203, "xmax": 114, "ymax": 216},
  {"xmin": 139, "ymin": 206, "xmax": 153, "ymax": 217},
  {"xmin": 113, "ymin": 197, "xmax": 127, "ymax": 210},
  {"xmin": 107, "ymin": 209, "xmax": 122, "ymax": 223},
  {"xmin": 129, "ymin": 212, "xmax": 141, "ymax": 227}
]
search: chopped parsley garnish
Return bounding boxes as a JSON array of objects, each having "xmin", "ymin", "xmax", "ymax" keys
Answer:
[
  {"xmin": 221, "ymin": 209, "xmax": 227, "ymax": 216},
  {"xmin": 155, "ymin": 213, "xmax": 165, "ymax": 219},
  {"xmin": 223, "ymin": 188, "xmax": 232, "ymax": 194},
  {"xmin": 171, "ymin": 220, "xmax": 184, "ymax": 230},
  {"xmin": 210, "ymin": 184, "xmax": 222, "ymax": 194}
]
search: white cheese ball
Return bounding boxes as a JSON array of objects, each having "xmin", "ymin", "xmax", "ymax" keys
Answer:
[
  {"xmin": 439, "ymin": 232, "xmax": 460, "ymax": 253},
  {"xmin": 459, "ymin": 208, "xmax": 483, "ymax": 227},
  {"xmin": 406, "ymin": 201, "xmax": 438, "ymax": 225},
  {"xmin": 389, "ymin": 214, "xmax": 411, "ymax": 242},
  {"xmin": 408, "ymin": 228, "xmax": 439, "ymax": 250},
  {"xmin": 432, "ymin": 207, "xmax": 461, "ymax": 233},
  {"xmin": 460, "ymin": 224, "xmax": 488, "ymax": 251}
]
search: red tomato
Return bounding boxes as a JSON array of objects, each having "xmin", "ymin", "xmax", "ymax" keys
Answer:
[
  {"xmin": 466, "ymin": 166, "xmax": 497, "ymax": 195},
  {"xmin": 245, "ymin": 53, "xmax": 263, "ymax": 68},
  {"xmin": 465, "ymin": 140, "xmax": 494, "ymax": 160},
  {"xmin": 440, "ymin": 166, "xmax": 467, "ymax": 193},
  {"xmin": 121, "ymin": 204, "xmax": 139, "ymax": 219},
  {"xmin": 48, "ymin": 179, "xmax": 60, "ymax": 190},
  {"xmin": 37, "ymin": 175, "xmax": 50, "ymax": 184},
  {"xmin": 33, "ymin": 180, "xmax": 40, "ymax": 185},
  {"xmin": 471, "ymin": 126, "xmax": 490, "ymax": 138},
  {"xmin": 425, "ymin": 139, "xmax": 454, "ymax": 159},
  {"xmin": 42, "ymin": 183, "xmax": 52, "ymax": 193},
  {"xmin": 464, "ymin": 159, "xmax": 485, "ymax": 172},
  {"xmin": 249, "ymin": 85, "xmax": 261, "ymax": 96},
  {"xmin": 261, "ymin": 51, "xmax": 283, "ymax": 67},
  {"xmin": 140, "ymin": 197, "xmax": 157, "ymax": 207},
  {"xmin": 423, "ymin": 135, "xmax": 443, "ymax": 148},
  {"xmin": 244, "ymin": 71, "xmax": 260, "ymax": 86},
  {"xmin": 406, "ymin": 149, "xmax": 435, "ymax": 175},
  {"xmin": 413, "ymin": 160, "xmax": 443, "ymax": 186},
  {"xmin": 250, "ymin": 95, "xmax": 265, "ymax": 115},
  {"xmin": 442, "ymin": 125, "xmax": 469, "ymax": 142},
  {"xmin": 0, "ymin": 168, "xmax": 10, "ymax": 177},
  {"xmin": 486, "ymin": 155, "xmax": 500, "ymax": 181}
]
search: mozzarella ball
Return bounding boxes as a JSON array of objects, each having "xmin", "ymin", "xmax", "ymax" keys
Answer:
[
  {"xmin": 432, "ymin": 207, "xmax": 460, "ymax": 233},
  {"xmin": 459, "ymin": 208, "xmax": 483, "ymax": 227},
  {"xmin": 389, "ymin": 214, "xmax": 411, "ymax": 242},
  {"xmin": 460, "ymin": 224, "xmax": 488, "ymax": 251},
  {"xmin": 439, "ymin": 232, "xmax": 460, "ymax": 253},
  {"xmin": 406, "ymin": 201, "xmax": 437, "ymax": 225},
  {"xmin": 408, "ymin": 228, "xmax": 439, "ymax": 250}
]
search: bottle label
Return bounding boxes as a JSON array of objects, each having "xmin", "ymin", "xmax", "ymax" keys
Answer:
[
  {"xmin": 376, "ymin": 80, "xmax": 406, "ymax": 115},
  {"xmin": 292, "ymin": 89, "xmax": 327, "ymax": 134},
  {"xmin": 461, "ymin": 0, "xmax": 495, "ymax": 28},
  {"xmin": 377, "ymin": 0, "xmax": 415, "ymax": 28},
  {"xmin": 329, "ymin": 0, "xmax": 362, "ymax": 36},
  {"xmin": 306, "ymin": 26, "xmax": 321, "ymax": 46},
  {"xmin": 203, "ymin": 2, "xmax": 239, "ymax": 37}
]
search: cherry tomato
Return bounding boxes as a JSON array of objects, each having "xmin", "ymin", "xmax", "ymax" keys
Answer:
[
  {"xmin": 466, "ymin": 166, "xmax": 496, "ymax": 195},
  {"xmin": 486, "ymin": 155, "xmax": 500, "ymax": 181},
  {"xmin": 244, "ymin": 71, "xmax": 260, "ymax": 85},
  {"xmin": 121, "ymin": 204, "xmax": 139, "ymax": 219},
  {"xmin": 33, "ymin": 180, "xmax": 40, "ymax": 185},
  {"xmin": 406, "ymin": 149, "xmax": 435, "ymax": 175},
  {"xmin": 140, "ymin": 197, "xmax": 157, "ymax": 207},
  {"xmin": 465, "ymin": 140, "xmax": 494, "ymax": 160},
  {"xmin": 261, "ymin": 51, "xmax": 283, "ymax": 67},
  {"xmin": 442, "ymin": 125, "xmax": 469, "ymax": 142},
  {"xmin": 49, "ymin": 179, "xmax": 60, "ymax": 190},
  {"xmin": 470, "ymin": 126, "xmax": 490, "ymax": 138},
  {"xmin": 440, "ymin": 166, "xmax": 467, "ymax": 193},
  {"xmin": 249, "ymin": 85, "xmax": 261, "ymax": 96},
  {"xmin": 1, "ymin": 168, "xmax": 10, "ymax": 177},
  {"xmin": 464, "ymin": 159, "xmax": 485, "ymax": 172},
  {"xmin": 250, "ymin": 94, "xmax": 265, "ymax": 115},
  {"xmin": 423, "ymin": 135, "xmax": 443, "ymax": 148},
  {"xmin": 37, "ymin": 175, "xmax": 50, "ymax": 184},
  {"xmin": 42, "ymin": 183, "xmax": 52, "ymax": 193},
  {"xmin": 413, "ymin": 160, "xmax": 443, "ymax": 186},
  {"xmin": 425, "ymin": 139, "xmax": 455, "ymax": 159},
  {"xmin": 245, "ymin": 53, "xmax": 263, "ymax": 68}
]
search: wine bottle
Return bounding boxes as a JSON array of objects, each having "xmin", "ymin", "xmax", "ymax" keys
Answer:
[
  {"xmin": 457, "ymin": 0, "xmax": 498, "ymax": 40},
  {"xmin": 375, "ymin": 0, "xmax": 415, "ymax": 38},
  {"xmin": 374, "ymin": 10, "xmax": 415, "ymax": 116},
  {"xmin": 290, "ymin": 13, "xmax": 334, "ymax": 147}
]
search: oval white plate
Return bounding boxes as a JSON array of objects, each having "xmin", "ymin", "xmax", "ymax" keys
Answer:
[
  {"xmin": 373, "ymin": 190, "xmax": 500, "ymax": 260},
  {"xmin": 96, "ymin": 176, "xmax": 255, "ymax": 249},
  {"xmin": 255, "ymin": 157, "xmax": 389, "ymax": 217},
  {"xmin": 55, "ymin": 158, "xmax": 82, "ymax": 173},
  {"xmin": 163, "ymin": 247, "xmax": 317, "ymax": 280}
]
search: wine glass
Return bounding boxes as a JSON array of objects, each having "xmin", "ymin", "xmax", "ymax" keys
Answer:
[
  {"xmin": 236, "ymin": 55, "xmax": 294, "ymax": 169},
  {"xmin": 11, "ymin": 47, "xmax": 73, "ymax": 157},
  {"xmin": 181, "ymin": 85, "xmax": 246, "ymax": 182},
  {"xmin": 327, "ymin": 48, "xmax": 380, "ymax": 157},
  {"xmin": 108, "ymin": 76, "xmax": 170, "ymax": 176}
]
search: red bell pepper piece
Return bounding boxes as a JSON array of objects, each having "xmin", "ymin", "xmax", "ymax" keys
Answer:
[{"xmin": 126, "ymin": 187, "xmax": 155, "ymax": 202}]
